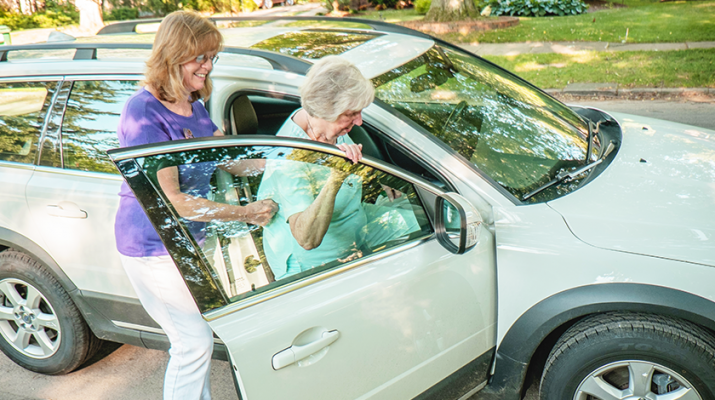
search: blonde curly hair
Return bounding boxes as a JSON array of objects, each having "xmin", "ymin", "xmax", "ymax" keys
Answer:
[{"xmin": 144, "ymin": 10, "xmax": 223, "ymax": 103}]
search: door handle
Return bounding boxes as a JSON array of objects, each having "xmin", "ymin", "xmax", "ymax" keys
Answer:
[
  {"xmin": 272, "ymin": 330, "xmax": 340, "ymax": 370},
  {"xmin": 46, "ymin": 201, "xmax": 88, "ymax": 219}
]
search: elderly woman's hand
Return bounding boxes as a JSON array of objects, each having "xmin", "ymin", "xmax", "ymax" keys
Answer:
[
  {"xmin": 243, "ymin": 199, "xmax": 279, "ymax": 226},
  {"xmin": 337, "ymin": 143, "xmax": 363, "ymax": 163}
]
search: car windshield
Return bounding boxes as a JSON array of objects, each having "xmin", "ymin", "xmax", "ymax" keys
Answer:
[{"xmin": 373, "ymin": 44, "xmax": 598, "ymax": 203}]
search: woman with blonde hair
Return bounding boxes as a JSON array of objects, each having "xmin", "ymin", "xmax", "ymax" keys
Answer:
[{"xmin": 114, "ymin": 10, "xmax": 276, "ymax": 399}]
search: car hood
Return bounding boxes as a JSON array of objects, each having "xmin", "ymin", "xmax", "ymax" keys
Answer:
[{"xmin": 548, "ymin": 111, "xmax": 715, "ymax": 267}]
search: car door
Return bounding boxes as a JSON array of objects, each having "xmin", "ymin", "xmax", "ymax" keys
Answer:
[
  {"xmin": 24, "ymin": 78, "xmax": 141, "ymax": 297},
  {"xmin": 109, "ymin": 136, "xmax": 496, "ymax": 400}
]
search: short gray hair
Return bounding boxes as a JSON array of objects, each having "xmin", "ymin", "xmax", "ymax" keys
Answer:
[{"xmin": 300, "ymin": 56, "xmax": 375, "ymax": 122}]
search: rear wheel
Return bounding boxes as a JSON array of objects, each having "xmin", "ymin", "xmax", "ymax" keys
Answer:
[
  {"xmin": 0, "ymin": 249, "xmax": 101, "ymax": 374},
  {"xmin": 540, "ymin": 312, "xmax": 715, "ymax": 400}
]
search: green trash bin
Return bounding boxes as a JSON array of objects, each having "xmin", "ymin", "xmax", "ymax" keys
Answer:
[{"xmin": 0, "ymin": 25, "xmax": 11, "ymax": 45}]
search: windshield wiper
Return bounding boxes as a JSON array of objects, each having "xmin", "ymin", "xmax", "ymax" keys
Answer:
[{"xmin": 522, "ymin": 141, "xmax": 616, "ymax": 201}]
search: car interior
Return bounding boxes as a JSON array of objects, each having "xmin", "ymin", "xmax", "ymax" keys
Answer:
[{"xmin": 226, "ymin": 91, "xmax": 446, "ymax": 190}]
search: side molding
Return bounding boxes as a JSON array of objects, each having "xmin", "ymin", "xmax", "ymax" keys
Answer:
[{"xmin": 485, "ymin": 283, "xmax": 715, "ymax": 398}]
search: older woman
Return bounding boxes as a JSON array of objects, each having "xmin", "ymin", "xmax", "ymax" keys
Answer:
[
  {"xmin": 114, "ymin": 11, "xmax": 277, "ymax": 400},
  {"xmin": 258, "ymin": 56, "xmax": 418, "ymax": 280}
]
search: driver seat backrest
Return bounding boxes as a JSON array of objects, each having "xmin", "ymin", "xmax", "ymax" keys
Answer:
[
  {"xmin": 348, "ymin": 125, "xmax": 383, "ymax": 161},
  {"xmin": 231, "ymin": 95, "xmax": 258, "ymax": 135}
]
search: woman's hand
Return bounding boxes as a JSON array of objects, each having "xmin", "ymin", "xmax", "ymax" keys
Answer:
[
  {"xmin": 337, "ymin": 143, "xmax": 363, "ymax": 163},
  {"xmin": 243, "ymin": 199, "xmax": 279, "ymax": 226}
]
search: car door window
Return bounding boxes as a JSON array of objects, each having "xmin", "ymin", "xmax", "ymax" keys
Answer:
[
  {"xmin": 0, "ymin": 81, "xmax": 58, "ymax": 164},
  {"xmin": 59, "ymin": 80, "xmax": 140, "ymax": 174},
  {"xmin": 121, "ymin": 143, "xmax": 433, "ymax": 311}
]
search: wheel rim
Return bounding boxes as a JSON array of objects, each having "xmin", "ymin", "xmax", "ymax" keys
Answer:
[
  {"xmin": 0, "ymin": 278, "xmax": 61, "ymax": 359},
  {"xmin": 575, "ymin": 360, "xmax": 701, "ymax": 400}
]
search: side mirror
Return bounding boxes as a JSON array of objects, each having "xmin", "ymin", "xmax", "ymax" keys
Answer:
[{"xmin": 435, "ymin": 193, "xmax": 482, "ymax": 254}]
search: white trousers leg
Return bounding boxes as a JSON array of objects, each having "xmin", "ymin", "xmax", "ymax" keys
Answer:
[{"xmin": 120, "ymin": 254, "xmax": 213, "ymax": 400}]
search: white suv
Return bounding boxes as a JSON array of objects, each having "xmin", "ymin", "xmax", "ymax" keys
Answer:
[{"xmin": 1, "ymin": 17, "xmax": 714, "ymax": 399}]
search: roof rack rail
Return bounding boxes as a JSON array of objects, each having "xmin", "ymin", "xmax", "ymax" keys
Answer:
[
  {"xmin": 97, "ymin": 15, "xmax": 431, "ymax": 39},
  {"xmin": 0, "ymin": 42, "xmax": 311, "ymax": 74}
]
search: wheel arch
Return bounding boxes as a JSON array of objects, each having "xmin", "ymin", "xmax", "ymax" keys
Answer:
[
  {"xmin": 0, "ymin": 227, "xmax": 77, "ymax": 293},
  {"xmin": 485, "ymin": 283, "xmax": 715, "ymax": 399}
]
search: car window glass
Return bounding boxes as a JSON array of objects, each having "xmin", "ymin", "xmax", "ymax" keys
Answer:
[
  {"xmin": 373, "ymin": 45, "xmax": 596, "ymax": 203},
  {"xmin": 61, "ymin": 80, "xmax": 140, "ymax": 174},
  {"xmin": 0, "ymin": 81, "xmax": 57, "ymax": 164},
  {"xmin": 134, "ymin": 145, "xmax": 432, "ymax": 311}
]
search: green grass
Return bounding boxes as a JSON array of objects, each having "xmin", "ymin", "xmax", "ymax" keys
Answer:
[
  {"xmin": 351, "ymin": 8, "xmax": 426, "ymax": 23},
  {"xmin": 484, "ymin": 48, "xmax": 715, "ymax": 88},
  {"xmin": 439, "ymin": 0, "xmax": 715, "ymax": 43},
  {"xmin": 349, "ymin": 0, "xmax": 715, "ymax": 44}
]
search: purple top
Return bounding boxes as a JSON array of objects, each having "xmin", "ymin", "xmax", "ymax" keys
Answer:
[{"xmin": 114, "ymin": 87, "xmax": 219, "ymax": 257}]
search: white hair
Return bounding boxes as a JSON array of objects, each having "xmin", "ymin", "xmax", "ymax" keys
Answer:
[{"xmin": 300, "ymin": 56, "xmax": 375, "ymax": 122}]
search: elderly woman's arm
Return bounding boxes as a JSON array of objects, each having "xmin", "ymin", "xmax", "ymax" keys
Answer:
[
  {"xmin": 287, "ymin": 170, "xmax": 347, "ymax": 250},
  {"xmin": 157, "ymin": 167, "xmax": 277, "ymax": 226}
]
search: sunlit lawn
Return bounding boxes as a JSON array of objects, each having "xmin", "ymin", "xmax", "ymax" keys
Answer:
[
  {"xmin": 484, "ymin": 48, "xmax": 715, "ymax": 88},
  {"xmin": 352, "ymin": 0, "xmax": 715, "ymax": 43}
]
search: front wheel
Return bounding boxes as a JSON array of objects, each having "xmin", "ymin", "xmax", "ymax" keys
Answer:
[
  {"xmin": 262, "ymin": 0, "xmax": 273, "ymax": 9},
  {"xmin": 540, "ymin": 312, "xmax": 715, "ymax": 400},
  {"xmin": 0, "ymin": 249, "xmax": 101, "ymax": 374}
]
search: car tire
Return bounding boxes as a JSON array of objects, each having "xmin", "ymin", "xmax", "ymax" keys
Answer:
[
  {"xmin": 0, "ymin": 249, "xmax": 101, "ymax": 375},
  {"xmin": 262, "ymin": 0, "xmax": 273, "ymax": 9},
  {"xmin": 540, "ymin": 312, "xmax": 715, "ymax": 400},
  {"xmin": 285, "ymin": 0, "xmax": 295, "ymax": 6}
]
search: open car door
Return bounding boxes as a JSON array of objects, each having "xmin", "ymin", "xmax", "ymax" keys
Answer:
[{"xmin": 108, "ymin": 136, "xmax": 496, "ymax": 400}]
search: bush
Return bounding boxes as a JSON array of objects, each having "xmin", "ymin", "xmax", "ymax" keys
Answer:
[
  {"xmin": 482, "ymin": 0, "xmax": 588, "ymax": 16},
  {"xmin": 0, "ymin": 1, "xmax": 78, "ymax": 30},
  {"xmin": 415, "ymin": 0, "xmax": 430, "ymax": 14},
  {"xmin": 104, "ymin": 7, "xmax": 139, "ymax": 21}
]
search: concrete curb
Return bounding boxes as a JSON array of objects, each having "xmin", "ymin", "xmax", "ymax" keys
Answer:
[{"xmin": 545, "ymin": 85, "xmax": 714, "ymax": 100}]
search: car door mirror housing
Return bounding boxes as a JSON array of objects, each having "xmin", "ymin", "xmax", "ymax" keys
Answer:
[{"xmin": 435, "ymin": 193, "xmax": 482, "ymax": 254}]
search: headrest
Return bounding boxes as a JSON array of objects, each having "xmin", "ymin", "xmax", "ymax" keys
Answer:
[{"xmin": 232, "ymin": 95, "xmax": 258, "ymax": 135}]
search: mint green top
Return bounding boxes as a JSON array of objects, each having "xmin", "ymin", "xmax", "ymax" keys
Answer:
[{"xmin": 257, "ymin": 109, "xmax": 366, "ymax": 279}]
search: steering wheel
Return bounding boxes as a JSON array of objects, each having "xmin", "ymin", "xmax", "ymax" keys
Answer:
[{"xmin": 441, "ymin": 100, "xmax": 468, "ymax": 135}]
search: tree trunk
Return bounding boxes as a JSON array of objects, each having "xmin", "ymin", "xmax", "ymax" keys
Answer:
[
  {"xmin": 75, "ymin": 0, "xmax": 104, "ymax": 33},
  {"xmin": 424, "ymin": 0, "xmax": 479, "ymax": 22}
]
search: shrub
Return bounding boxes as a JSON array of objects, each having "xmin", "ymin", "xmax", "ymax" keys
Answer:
[
  {"xmin": 0, "ymin": 1, "xmax": 78, "ymax": 30},
  {"xmin": 415, "ymin": 0, "xmax": 430, "ymax": 14},
  {"xmin": 482, "ymin": 0, "xmax": 588, "ymax": 17},
  {"xmin": 104, "ymin": 7, "xmax": 139, "ymax": 21}
]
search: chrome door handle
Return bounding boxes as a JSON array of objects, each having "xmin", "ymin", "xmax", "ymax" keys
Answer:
[
  {"xmin": 272, "ymin": 330, "xmax": 340, "ymax": 370},
  {"xmin": 46, "ymin": 201, "xmax": 88, "ymax": 219}
]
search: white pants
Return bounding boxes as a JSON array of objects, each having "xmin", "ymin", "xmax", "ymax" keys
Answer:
[{"xmin": 120, "ymin": 254, "xmax": 214, "ymax": 400}]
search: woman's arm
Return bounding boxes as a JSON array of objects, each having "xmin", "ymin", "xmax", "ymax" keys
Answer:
[
  {"xmin": 287, "ymin": 170, "xmax": 347, "ymax": 250},
  {"xmin": 157, "ymin": 166, "xmax": 277, "ymax": 226}
]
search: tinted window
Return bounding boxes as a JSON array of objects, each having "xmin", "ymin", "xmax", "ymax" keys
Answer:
[
  {"xmin": 0, "ymin": 81, "xmax": 57, "ymax": 164},
  {"xmin": 374, "ymin": 45, "xmax": 596, "ymax": 203},
  {"xmin": 61, "ymin": 80, "xmax": 140, "ymax": 174},
  {"xmin": 131, "ymin": 144, "xmax": 432, "ymax": 311}
]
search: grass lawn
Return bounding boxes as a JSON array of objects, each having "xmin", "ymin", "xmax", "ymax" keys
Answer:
[
  {"xmin": 484, "ymin": 48, "xmax": 715, "ymax": 88},
  {"xmin": 353, "ymin": 0, "xmax": 715, "ymax": 43}
]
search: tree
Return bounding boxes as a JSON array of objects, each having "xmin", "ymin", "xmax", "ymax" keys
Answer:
[
  {"xmin": 74, "ymin": 0, "xmax": 104, "ymax": 33},
  {"xmin": 424, "ymin": 0, "xmax": 479, "ymax": 22}
]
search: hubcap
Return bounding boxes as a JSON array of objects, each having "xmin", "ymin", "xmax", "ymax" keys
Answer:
[
  {"xmin": 574, "ymin": 360, "xmax": 701, "ymax": 400},
  {"xmin": 0, "ymin": 278, "xmax": 60, "ymax": 359}
]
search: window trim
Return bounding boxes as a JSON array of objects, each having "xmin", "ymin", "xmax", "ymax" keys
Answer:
[{"xmin": 109, "ymin": 136, "xmax": 448, "ymax": 315}]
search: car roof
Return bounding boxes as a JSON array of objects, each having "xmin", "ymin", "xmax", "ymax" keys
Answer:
[{"xmin": 0, "ymin": 17, "xmax": 435, "ymax": 80}]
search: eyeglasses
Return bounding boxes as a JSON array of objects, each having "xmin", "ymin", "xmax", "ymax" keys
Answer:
[{"xmin": 195, "ymin": 54, "xmax": 219, "ymax": 65}]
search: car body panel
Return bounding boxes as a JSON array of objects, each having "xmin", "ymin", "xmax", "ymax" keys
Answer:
[
  {"xmin": 25, "ymin": 168, "xmax": 135, "ymax": 296},
  {"xmin": 212, "ymin": 238, "xmax": 495, "ymax": 400},
  {"xmin": 549, "ymin": 113, "xmax": 715, "ymax": 267}
]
